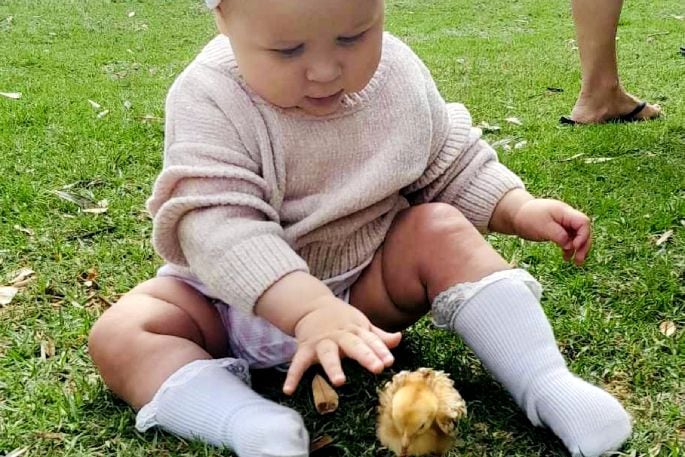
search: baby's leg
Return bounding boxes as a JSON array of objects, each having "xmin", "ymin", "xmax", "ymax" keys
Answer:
[
  {"xmin": 351, "ymin": 203, "xmax": 631, "ymax": 457},
  {"xmin": 89, "ymin": 277, "xmax": 308, "ymax": 457}
]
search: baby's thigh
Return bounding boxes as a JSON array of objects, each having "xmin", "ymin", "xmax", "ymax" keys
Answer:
[
  {"xmin": 98, "ymin": 277, "xmax": 228, "ymax": 357},
  {"xmin": 349, "ymin": 245, "xmax": 428, "ymax": 332},
  {"xmin": 350, "ymin": 203, "xmax": 506, "ymax": 329}
]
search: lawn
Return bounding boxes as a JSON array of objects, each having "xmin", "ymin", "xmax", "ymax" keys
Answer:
[{"xmin": 0, "ymin": 0, "xmax": 683, "ymax": 456}]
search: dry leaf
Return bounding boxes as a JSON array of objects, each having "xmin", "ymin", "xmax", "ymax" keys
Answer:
[
  {"xmin": 140, "ymin": 114, "xmax": 163, "ymax": 123},
  {"xmin": 655, "ymin": 230, "xmax": 673, "ymax": 246},
  {"xmin": 52, "ymin": 189, "xmax": 94, "ymax": 209},
  {"xmin": 128, "ymin": 11, "xmax": 136, "ymax": 17},
  {"xmin": 310, "ymin": 435, "xmax": 334, "ymax": 453},
  {"xmin": 41, "ymin": 338, "xmax": 56, "ymax": 359},
  {"xmin": 80, "ymin": 268, "xmax": 99, "ymax": 289},
  {"xmin": 491, "ymin": 138, "xmax": 513, "ymax": 149},
  {"xmin": 88, "ymin": 99, "xmax": 101, "ymax": 110},
  {"xmin": 9, "ymin": 268, "xmax": 35, "ymax": 285},
  {"xmin": 97, "ymin": 294, "xmax": 115, "ymax": 308},
  {"xmin": 476, "ymin": 121, "xmax": 501, "ymax": 133},
  {"xmin": 670, "ymin": 14, "xmax": 684, "ymax": 20},
  {"xmin": 602, "ymin": 372, "xmax": 632, "ymax": 402},
  {"xmin": 97, "ymin": 109, "xmax": 110, "ymax": 119},
  {"xmin": 35, "ymin": 431, "xmax": 65, "ymax": 441},
  {"xmin": 13, "ymin": 224, "xmax": 34, "ymax": 236},
  {"xmin": 6, "ymin": 448, "xmax": 28, "ymax": 457},
  {"xmin": 83, "ymin": 207, "xmax": 108, "ymax": 214},
  {"xmin": 13, "ymin": 278, "xmax": 33, "ymax": 288},
  {"xmin": 0, "ymin": 92, "xmax": 22, "ymax": 100},
  {"xmin": 473, "ymin": 422, "xmax": 490, "ymax": 434},
  {"xmin": 0, "ymin": 286, "xmax": 18, "ymax": 305},
  {"xmin": 658, "ymin": 320, "xmax": 676, "ymax": 337},
  {"xmin": 83, "ymin": 199, "xmax": 109, "ymax": 214},
  {"xmin": 560, "ymin": 153, "xmax": 585, "ymax": 162},
  {"xmin": 85, "ymin": 268, "xmax": 98, "ymax": 282},
  {"xmin": 505, "ymin": 116, "xmax": 523, "ymax": 126},
  {"xmin": 52, "ymin": 189, "xmax": 106, "ymax": 213},
  {"xmin": 123, "ymin": 100, "xmax": 132, "ymax": 110},
  {"xmin": 514, "ymin": 140, "xmax": 527, "ymax": 149},
  {"xmin": 646, "ymin": 31, "xmax": 670, "ymax": 39},
  {"xmin": 583, "ymin": 157, "xmax": 615, "ymax": 164},
  {"xmin": 312, "ymin": 374, "xmax": 338, "ymax": 414}
]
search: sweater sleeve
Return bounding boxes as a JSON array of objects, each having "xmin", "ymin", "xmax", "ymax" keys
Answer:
[
  {"xmin": 147, "ymin": 68, "xmax": 308, "ymax": 313},
  {"xmin": 402, "ymin": 63, "xmax": 524, "ymax": 231}
]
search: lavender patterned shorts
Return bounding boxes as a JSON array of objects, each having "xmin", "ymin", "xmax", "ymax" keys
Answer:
[{"xmin": 157, "ymin": 257, "xmax": 373, "ymax": 369}]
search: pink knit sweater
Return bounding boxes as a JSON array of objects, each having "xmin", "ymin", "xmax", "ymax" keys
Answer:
[{"xmin": 147, "ymin": 33, "xmax": 524, "ymax": 313}]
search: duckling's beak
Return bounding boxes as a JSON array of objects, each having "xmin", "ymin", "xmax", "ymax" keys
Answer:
[{"xmin": 400, "ymin": 432, "xmax": 410, "ymax": 456}]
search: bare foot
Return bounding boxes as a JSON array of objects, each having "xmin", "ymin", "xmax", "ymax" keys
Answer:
[{"xmin": 568, "ymin": 85, "xmax": 661, "ymax": 124}]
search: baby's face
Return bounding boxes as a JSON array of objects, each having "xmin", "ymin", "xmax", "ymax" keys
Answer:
[{"xmin": 216, "ymin": 0, "xmax": 384, "ymax": 116}]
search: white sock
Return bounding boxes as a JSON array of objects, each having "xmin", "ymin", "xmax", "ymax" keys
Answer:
[
  {"xmin": 432, "ymin": 269, "xmax": 631, "ymax": 457},
  {"xmin": 136, "ymin": 357, "xmax": 309, "ymax": 457}
]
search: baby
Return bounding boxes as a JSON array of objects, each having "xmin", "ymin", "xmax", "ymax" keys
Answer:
[{"xmin": 88, "ymin": 0, "xmax": 632, "ymax": 456}]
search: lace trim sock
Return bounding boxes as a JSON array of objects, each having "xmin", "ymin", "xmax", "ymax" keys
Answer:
[{"xmin": 432, "ymin": 269, "xmax": 631, "ymax": 457}]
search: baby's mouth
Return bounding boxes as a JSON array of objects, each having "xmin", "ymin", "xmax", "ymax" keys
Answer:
[{"xmin": 305, "ymin": 90, "xmax": 344, "ymax": 107}]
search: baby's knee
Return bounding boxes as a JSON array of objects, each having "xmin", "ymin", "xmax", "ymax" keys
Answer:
[
  {"xmin": 88, "ymin": 293, "xmax": 148, "ymax": 367},
  {"xmin": 404, "ymin": 203, "xmax": 479, "ymax": 243}
]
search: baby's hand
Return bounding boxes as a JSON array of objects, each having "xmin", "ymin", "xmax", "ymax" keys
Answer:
[
  {"xmin": 512, "ymin": 198, "xmax": 592, "ymax": 265},
  {"xmin": 283, "ymin": 295, "xmax": 401, "ymax": 395}
]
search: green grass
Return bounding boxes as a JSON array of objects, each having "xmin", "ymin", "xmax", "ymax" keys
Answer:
[{"xmin": 1, "ymin": 0, "xmax": 683, "ymax": 455}]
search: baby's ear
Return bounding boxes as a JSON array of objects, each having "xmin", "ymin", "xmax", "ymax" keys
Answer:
[
  {"xmin": 212, "ymin": 1, "xmax": 234, "ymax": 35},
  {"xmin": 213, "ymin": 9, "xmax": 229, "ymax": 35}
]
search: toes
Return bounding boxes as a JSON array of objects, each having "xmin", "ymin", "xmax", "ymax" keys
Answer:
[{"xmin": 638, "ymin": 102, "xmax": 662, "ymax": 120}]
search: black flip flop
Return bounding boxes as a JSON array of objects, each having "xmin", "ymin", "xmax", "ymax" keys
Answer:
[{"xmin": 559, "ymin": 101, "xmax": 648, "ymax": 125}]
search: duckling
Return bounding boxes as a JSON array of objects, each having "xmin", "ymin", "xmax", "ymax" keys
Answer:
[{"xmin": 377, "ymin": 368, "xmax": 466, "ymax": 456}]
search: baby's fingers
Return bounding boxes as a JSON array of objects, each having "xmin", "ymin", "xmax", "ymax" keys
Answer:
[
  {"xmin": 283, "ymin": 346, "xmax": 316, "ymax": 395},
  {"xmin": 573, "ymin": 231, "xmax": 592, "ymax": 265},
  {"xmin": 362, "ymin": 328, "xmax": 399, "ymax": 367},
  {"xmin": 562, "ymin": 247, "xmax": 574, "ymax": 262},
  {"xmin": 316, "ymin": 339, "xmax": 346, "ymax": 387},
  {"xmin": 371, "ymin": 326, "xmax": 402, "ymax": 350},
  {"xmin": 339, "ymin": 333, "xmax": 386, "ymax": 375}
]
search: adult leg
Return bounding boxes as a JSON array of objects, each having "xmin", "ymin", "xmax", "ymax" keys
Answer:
[
  {"xmin": 89, "ymin": 277, "xmax": 308, "ymax": 457},
  {"xmin": 350, "ymin": 203, "xmax": 631, "ymax": 457},
  {"xmin": 567, "ymin": 0, "xmax": 661, "ymax": 124}
]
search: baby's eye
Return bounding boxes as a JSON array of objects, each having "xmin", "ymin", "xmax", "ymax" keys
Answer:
[
  {"xmin": 337, "ymin": 31, "xmax": 366, "ymax": 46},
  {"xmin": 273, "ymin": 44, "xmax": 304, "ymax": 58}
]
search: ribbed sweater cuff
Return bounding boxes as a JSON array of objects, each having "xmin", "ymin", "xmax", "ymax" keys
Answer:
[
  {"xmin": 457, "ymin": 161, "xmax": 524, "ymax": 231},
  {"xmin": 204, "ymin": 235, "xmax": 309, "ymax": 313}
]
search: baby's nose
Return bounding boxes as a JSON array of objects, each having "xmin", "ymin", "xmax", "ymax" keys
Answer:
[{"xmin": 306, "ymin": 58, "xmax": 342, "ymax": 83}]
